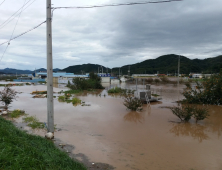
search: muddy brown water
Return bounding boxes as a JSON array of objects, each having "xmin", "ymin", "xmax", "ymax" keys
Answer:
[{"xmin": 1, "ymin": 82, "xmax": 222, "ymax": 170}]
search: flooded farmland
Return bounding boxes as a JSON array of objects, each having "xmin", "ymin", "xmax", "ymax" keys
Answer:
[{"xmin": 2, "ymin": 82, "xmax": 222, "ymax": 170}]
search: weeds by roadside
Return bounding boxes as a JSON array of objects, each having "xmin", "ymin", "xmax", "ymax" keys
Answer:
[
  {"xmin": 9, "ymin": 109, "xmax": 26, "ymax": 118},
  {"xmin": 23, "ymin": 116, "xmax": 45, "ymax": 129},
  {"xmin": 0, "ymin": 116, "xmax": 87, "ymax": 170}
]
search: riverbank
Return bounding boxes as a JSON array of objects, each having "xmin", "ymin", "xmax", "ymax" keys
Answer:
[{"xmin": 0, "ymin": 116, "xmax": 86, "ymax": 170}]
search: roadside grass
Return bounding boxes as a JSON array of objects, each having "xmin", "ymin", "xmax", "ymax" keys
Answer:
[
  {"xmin": 0, "ymin": 117, "xmax": 87, "ymax": 170},
  {"xmin": 9, "ymin": 109, "xmax": 26, "ymax": 118}
]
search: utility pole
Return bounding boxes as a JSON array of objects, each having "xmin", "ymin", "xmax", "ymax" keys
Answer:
[
  {"xmin": 46, "ymin": 0, "xmax": 54, "ymax": 133},
  {"xmin": 177, "ymin": 55, "xmax": 180, "ymax": 86},
  {"xmin": 128, "ymin": 66, "xmax": 130, "ymax": 76}
]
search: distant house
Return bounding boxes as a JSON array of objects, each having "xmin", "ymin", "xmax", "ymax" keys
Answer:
[
  {"xmin": 132, "ymin": 74, "xmax": 156, "ymax": 77},
  {"xmin": 190, "ymin": 74, "xmax": 202, "ymax": 78}
]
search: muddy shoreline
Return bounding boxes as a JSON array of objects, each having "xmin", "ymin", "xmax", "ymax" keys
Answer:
[{"xmin": 10, "ymin": 119, "xmax": 114, "ymax": 170}]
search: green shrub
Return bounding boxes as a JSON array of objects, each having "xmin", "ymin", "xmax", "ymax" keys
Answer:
[
  {"xmin": 123, "ymin": 96, "xmax": 143, "ymax": 111},
  {"xmin": 108, "ymin": 87, "xmax": 122, "ymax": 93},
  {"xmin": 170, "ymin": 105, "xmax": 193, "ymax": 122},
  {"xmin": 0, "ymin": 87, "xmax": 17, "ymax": 108},
  {"xmin": 72, "ymin": 97, "xmax": 81, "ymax": 105},
  {"xmin": 193, "ymin": 107, "xmax": 209, "ymax": 123},
  {"xmin": 170, "ymin": 104, "xmax": 209, "ymax": 123},
  {"xmin": 58, "ymin": 96, "xmax": 65, "ymax": 102},
  {"xmin": 183, "ymin": 69, "xmax": 222, "ymax": 105},
  {"xmin": 70, "ymin": 72, "xmax": 104, "ymax": 90}
]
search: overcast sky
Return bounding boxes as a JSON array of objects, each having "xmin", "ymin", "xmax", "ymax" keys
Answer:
[{"xmin": 0, "ymin": 0, "xmax": 221, "ymax": 70}]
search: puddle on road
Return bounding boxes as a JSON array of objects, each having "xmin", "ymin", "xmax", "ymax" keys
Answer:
[{"xmin": 2, "ymin": 82, "xmax": 222, "ymax": 170}]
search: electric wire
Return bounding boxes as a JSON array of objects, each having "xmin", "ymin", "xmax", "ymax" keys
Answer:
[
  {"xmin": 0, "ymin": 20, "xmax": 46, "ymax": 46},
  {"xmin": 0, "ymin": 0, "xmax": 36, "ymax": 29},
  {"xmin": 52, "ymin": 0, "xmax": 182, "ymax": 10},
  {"xmin": 0, "ymin": 0, "xmax": 6, "ymax": 7},
  {"xmin": 0, "ymin": 0, "xmax": 27, "ymax": 62},
  {"xmin": 0, "ymin": 0, "xmax": 182, "ymax": 46}
]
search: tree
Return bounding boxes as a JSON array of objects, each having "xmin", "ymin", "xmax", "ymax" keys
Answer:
[
  {"xmin": 68, "ymin": 72, "xmax": 104, "ymax": 90},
  {"xmin": 0, "ymin": 86, "xmax": 17, "ymax": 108},
  {"xmin": 183, "ymin": 69, "xmax": 222, "ymax": 105}
]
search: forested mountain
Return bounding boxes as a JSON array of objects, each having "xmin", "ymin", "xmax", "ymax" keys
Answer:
[
  {"xmin": 1, "ymin": 54, "xmax": 221, "ymax": 75},
  {"xmin": 0, "ymin": 68, "xmax": 60, "ymax": 74},
  {"xmin": 62, "ymin": 54, "xmax": 222, "ymax": 75},
  {"xmin": 112, "ymin": 54, "xmax": 222, "ymax": 75},
  {"xmin": 62, "ymin": 64, "xmax": 107, "ymax": 74}
]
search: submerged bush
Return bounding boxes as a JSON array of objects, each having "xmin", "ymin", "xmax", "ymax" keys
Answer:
[
  {"xmin": 123, "ymin": 96, "xmax": 143, "ymax": 111},
  {"xmin": 170, "ymin": 104, "xmax": 209, "ymax": 123},
  {"xmin": 170, "ymin": 105, "xmax": 193, "ymax": 122},
  {"xmin": 160, "ymin": 77, "xmax": 170, "ymax": 83},
  {"xmin": 154, "ymin": 78, "xmax": 160, "ymax": 84},
  {"xmin": 193, "ymin": 107, "xmax": 209, "ymax": 123},
  {"xmin": 72, "ymin": 97, "xmax": 81, "ymax": 105},
  {"xmin": 108, "ymin": 87, "xmax": 123, "ymax": 93},
  {"xmin": 58, "ymin": 96, "xmax": 66, "ymax": 102},
  {"xmin": 146, "ymin": 78, "xmax": 153, "ymax": 83}
]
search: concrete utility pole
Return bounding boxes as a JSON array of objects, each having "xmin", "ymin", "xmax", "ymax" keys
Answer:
[{"xmin": 46, "ymin": 0, "xmax": 54, "ymax": 133}]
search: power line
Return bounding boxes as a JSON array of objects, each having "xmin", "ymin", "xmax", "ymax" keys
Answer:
[
  {"xmin": 52, "ymin": 0, "xmax": 182, "ymax": 10},
  {"xmin": 0, "ymin": 0, "xmax": 182, "ymax": 46},
  {"xmin": 0, "ymin": 20, "xmax": 46, "ymax": 46},
  {"xmin": 0, "ymin": 0, "xmax": 27, "ymax": 62},
  {"xmin": 0, "ymin": 0, "xmax": 6, "ymax": 7},
  {"xmin": 0, "ymin": 0, "xmax": 36, "ymax": 29}
]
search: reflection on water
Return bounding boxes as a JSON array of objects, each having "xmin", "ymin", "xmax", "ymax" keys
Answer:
[
  {"xmin": 124, "ymin": 105, "xmax": 151, "ymax": 123},
  {"xmin": 206, "ymin": 105, "xmax": 222, "ymax": 138},
  {"xmin": 124, "ymin": 111, "xmax": 145, "ymax": 123},
  {"xmin": 169, "ymin": 105, "xmax": 222, "ymax": 143},
  {"xmin": 170, "ymin": 123, "xmax": 209, "ymax": 143}
]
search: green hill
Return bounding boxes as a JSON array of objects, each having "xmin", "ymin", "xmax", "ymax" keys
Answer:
[
  {"xmin": 62, "ymin": 64, "xmax": 107, "ymax": 74},
  {"xmin": 62, "ymin": 54, "xmax": 222, "ymax": 75}
]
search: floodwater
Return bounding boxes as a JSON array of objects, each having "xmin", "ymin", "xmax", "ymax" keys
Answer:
[{"xmin": 2, "ymin": 82, "xmax": 222, "ymax": 170}]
